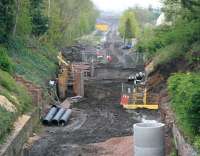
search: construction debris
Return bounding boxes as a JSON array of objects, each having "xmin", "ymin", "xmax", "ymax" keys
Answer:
[{"xmin": 70, "ymin": 96, "xmax": 83, "ymax": 103}]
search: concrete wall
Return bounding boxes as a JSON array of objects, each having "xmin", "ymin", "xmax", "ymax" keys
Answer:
[
  {"xmin": 0, "ymin": 109, "xmax": 40, "ymax": 156},
  {"xmin": 172, "ymin": 124, "xmax": 197, "ymax": 156},
  {"xmin": 0, "ymin": 75, "xmax": 43, "ymax": 156}
]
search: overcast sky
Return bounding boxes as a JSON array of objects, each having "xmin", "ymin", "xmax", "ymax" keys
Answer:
[{"xmin": 91, "ymin": 0, "xmax": 162, "ymax": 12}]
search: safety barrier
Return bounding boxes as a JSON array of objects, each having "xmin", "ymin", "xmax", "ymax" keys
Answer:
[
  {"xmin": 120, "ymin": 83, "xmax": 159, "ymax": 110},
  {"xmin": 120, "ymin": 95, "xmax": 129, "ymax": 105}
]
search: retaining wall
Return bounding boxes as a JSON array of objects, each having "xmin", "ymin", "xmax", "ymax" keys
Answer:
[
  {"xmin": 0, "ymin": 75, "xmax": 43, "ymax": 156},
  {"xmin": 0, "ymin": 108, "xmax": 40, "ymax": 156}
]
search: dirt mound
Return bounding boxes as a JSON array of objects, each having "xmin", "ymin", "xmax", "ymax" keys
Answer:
[{"xmin": 92, "ymin": 136, "xmax": 133, "ymax": 156}]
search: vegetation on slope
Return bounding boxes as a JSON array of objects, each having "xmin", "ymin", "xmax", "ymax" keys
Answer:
[
  {"xmin": 135, "ymin": 0, "xmax": 200, "ymax": 151},
  {"xmin": 168, "ymin": 73, "xmax": 200, "ymax": 150},
  {"xmin": 0, "ymin": 0, "xmax": 98, "ymax": 142},
  {"xmin": 136, "ymin": 1, "xmax": 200, "ymax": 65},
  {"xmin": 0, "ymin": 69, "xmax": 32, "ymax": 142}
]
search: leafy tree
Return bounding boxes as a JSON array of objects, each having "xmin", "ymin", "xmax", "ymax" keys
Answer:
[
  {"xmin": 119, "ymin": 9, "xmax": 140, "ymax": 43},
  {"xmin": 46, "ymin": 0, "xmax": 98, "ymax": 47},
  {"xmin": 163, "ymin": 0, "xmax": 200, "ymax": 21},
  {"xmin": 124, "ymin": 18, "xmax": 134, "ymax": 39},
  {"xmin": 30, "ymin": 0, "xmax": 48, "ymax": 36},
  {"xmin": 15, "ymin": 0, "xmax": 32, "ymax": 37},
  {"xmin": 131, "ymin": 7, "xmax": 160, "ymax": 26},
  {"xmin": 0, "ymin": 0, "xmax": 15, "ymax": 43}
]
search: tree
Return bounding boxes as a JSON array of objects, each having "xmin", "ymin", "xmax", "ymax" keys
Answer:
[
  {"xmin": 0, "ymin": 0, "xmax": 32, "ymax": 41},
  {"xmin": 124, "ymin": 18, "xmax": 134, "ymax": 39},
  {"xmin": 163, "ymin": 0, "xmax": 200, "ymax": 21},
  {"xmin": 46, "ymin": 0, "xmax": 98, "ymax": 47},
  {"xmin": 0, "ymin": 0, "xmax": 15, "ymax": 43},
  {"xmin": 131, "ymin": 6, "xmax": 160, "ymax": 26},
  {"xmin": 15, "ymin": 0, "xmax": 32, "ymax": 37},
  {"xmin": 30, "ymin": 0, "xmax": 48, "ymax": 36},
  {"xmin": 119, "ymin": 9, "xmax": 140, "ymax": 44}
]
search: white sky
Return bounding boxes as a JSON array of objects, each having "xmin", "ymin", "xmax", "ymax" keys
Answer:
[{"xmin": 91, "ymin": 0, "xmax": 162, "ymax": 12}]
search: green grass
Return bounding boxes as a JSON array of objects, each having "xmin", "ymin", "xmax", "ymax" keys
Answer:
[
  {"xmin": 0, "ymin": 38, "xmax": 58, "ymax": 143},
  {"xmin": 0, "ymin": 69, "xmax": 33, "ymax": 143},
  {"xmin": 0, "ymin": 69, "xmax": 32, "ymax": 113},
  {"xmin": 0, "ymin": 107, "xmax": 15, "ymax": 143},
  {"xmin": 7, "ymin": 39, "xmax": 58, "ymax": 87}
]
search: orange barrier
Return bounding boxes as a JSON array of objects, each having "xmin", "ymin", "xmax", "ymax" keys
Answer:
[{"xmin": 120, "ymin": 95, "xmax": 129, "ymax": 105}]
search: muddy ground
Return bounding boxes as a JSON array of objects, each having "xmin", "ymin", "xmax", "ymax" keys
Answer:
[{"xmin": 27, "ymin": 27, "xmax": 160, "ymax": 156}]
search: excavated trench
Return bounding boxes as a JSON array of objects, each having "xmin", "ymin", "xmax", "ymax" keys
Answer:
[
  {"xmin": 27, "ymin": 27, "xmax": 160, "ymax": 156},
  {"xmin": 27, "ymin": 67, "xmax": 160, "ymax": 156}
]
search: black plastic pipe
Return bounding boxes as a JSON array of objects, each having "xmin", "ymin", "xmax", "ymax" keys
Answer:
[
  {"xmin": 52, "ymin": 108, "xmax": 66, "ymax": 125},
  {"xmin": 59, "ymin": 109, "xmax": 72, "ymax": 126}
]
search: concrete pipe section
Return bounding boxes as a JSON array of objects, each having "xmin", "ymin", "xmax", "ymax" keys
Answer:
[
  {"xmin": 59, "ymin": 109, "xmax": 72, "ymax": 126},
  {"xmin": 52, "ymin": 108, "xmax": 66, "ymax": 125},
  {"xmin": 43, "ymin": 106, "xmax": 58, "ymax": 125},
  {"xmin": 133, "ymin": 122, "xmax": 165, "ymax": 156}
]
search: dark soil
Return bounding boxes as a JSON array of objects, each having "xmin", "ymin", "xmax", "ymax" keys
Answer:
[{"xmin": 27, "ymin": 26, "xmax": 160, "ymax": 156}]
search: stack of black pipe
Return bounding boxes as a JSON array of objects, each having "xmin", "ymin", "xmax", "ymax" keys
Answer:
[{"xmin": 42, "ymin": 105, "xmax": 72, "ymax": 126}]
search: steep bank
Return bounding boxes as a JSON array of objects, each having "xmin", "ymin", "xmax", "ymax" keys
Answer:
[{"xmin": 146, "ymin": 55, "xmax": 200, "ymax": 155}]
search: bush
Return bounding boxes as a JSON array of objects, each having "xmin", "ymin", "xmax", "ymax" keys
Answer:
[
  {"xmin": 0, "ymin": 47, "xmax": 13, "ymax": 73},
  {"xmin": 168, "ymin": 73, "xmax": 200, "ymax": 138}
]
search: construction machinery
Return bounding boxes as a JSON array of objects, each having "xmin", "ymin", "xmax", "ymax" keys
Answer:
[{"xmin": 57, "ymin": 52, "xmax": 71, "ymax": 99}]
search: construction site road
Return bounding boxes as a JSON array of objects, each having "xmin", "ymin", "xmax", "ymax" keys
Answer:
[{"xmin": 27, "ymin": 26, "xmax": 160, "ymax": 156}]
